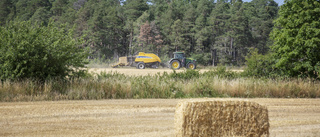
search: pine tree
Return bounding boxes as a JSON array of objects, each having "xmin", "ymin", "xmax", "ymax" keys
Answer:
[
  {"xmin": 208, "ymin": 0, "xmax": 232, "ymax": 65},
  {"xmin": 124, "ymin": 0, "xmax": 149, "ymax": 21},
  {"xmin": 0, "ymin": 0, "xmax": 13, "ymax": 25},
  {"xmin": 193, "ymin": 0, "xmax": 215, "ymax": 55},
  {"xmin": 170, "ymin": 19, "xmax": 187, "ymax": 52},
  {"xmin": 87, "ymin": 0, "xmax": 124, "ymax": 59},
  {"xmin": 51, "ymin": 0, "xmax": 68, "ymax": 16},
  {"xmin": 15, "ymin": 0, "xmax": 32, "ymax": 21},
  {"xmin": 227, "ymin": 0, "xmax": 250, "ymax": 65},
  {"xmin": 183, "ymin": 4, "xmax": 197, "ymax": 53},
  {"xmin": 247, "ymin": 0, "xmax": 278, "ymax": 54},
  {"xmin": 124, "ymin": 0, "xmax": 149, "ymax": 56},
  {"xmin": 30, "ymin": 7, "xmax": 51, "ymax": 25}
]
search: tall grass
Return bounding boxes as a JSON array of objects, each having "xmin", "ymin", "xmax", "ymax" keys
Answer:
[{"xmin": 1, "ymin": 69, "xmax": 320, "ymax": 102}]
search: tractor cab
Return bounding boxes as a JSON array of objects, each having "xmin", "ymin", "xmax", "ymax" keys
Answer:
[{"xmin": 174, "ymin": 52, "xmax": 185, "ymax": 60}]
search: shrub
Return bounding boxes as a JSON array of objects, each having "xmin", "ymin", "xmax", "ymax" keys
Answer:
[
  {"xmin": 169, "ymin": 69, "xmax": 200, "ymax": 80},
  {"xmin": 191, "ymin": 53, "xmax": 211, "ymax": 66},
  {"xmin": 0, "ymin": 20, "xmax": 88, "ymax": 81},
  {"xmin": 243, "ymin": 48, "xmax": 276, "ymax": 77},
  {"xmin": 202, "ymin": 66, "xmax": 239, "ymax": 79}
]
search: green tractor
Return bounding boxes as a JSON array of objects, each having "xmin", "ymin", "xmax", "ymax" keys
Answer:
[{"xmin": 169, "ymin": 52, "xmax": 197, "ymax": 69}]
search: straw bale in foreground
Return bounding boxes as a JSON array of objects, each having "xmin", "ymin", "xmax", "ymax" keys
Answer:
[{"xmin": 175, "ymin": 100, "xmax": 269, "ymax": 137}]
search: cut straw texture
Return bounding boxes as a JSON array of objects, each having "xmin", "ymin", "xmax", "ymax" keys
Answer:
[{"xmin": 175, "ymin": 100, "xmax": 269, "ymax": 137}]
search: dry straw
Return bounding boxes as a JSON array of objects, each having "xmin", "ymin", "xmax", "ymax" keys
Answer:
[{"xmin": 175, "ymin": 100, "xmax": 269, "ymax": 137}]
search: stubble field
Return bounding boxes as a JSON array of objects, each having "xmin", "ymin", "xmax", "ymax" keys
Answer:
[
  {"xmin": 88, "ymin": 68, "xmax": 205, "ymax": 76},
  {"xmin": 1, "ymin": 68, "xmax": 320, "ymax": 136},
  {"xmin": 1, "ymin": 98, "xmax": 320, "ymax": 137}
]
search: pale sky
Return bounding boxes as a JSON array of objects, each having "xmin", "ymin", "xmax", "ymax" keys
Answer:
[{"xmin": 243, "ymin": 0, "xmax": 285, "ymax": 5}]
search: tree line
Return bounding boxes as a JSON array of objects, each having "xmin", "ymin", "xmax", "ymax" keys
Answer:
[{"xmin": 0, "ymin": 0, "xmax": 279, "ymax": 66}]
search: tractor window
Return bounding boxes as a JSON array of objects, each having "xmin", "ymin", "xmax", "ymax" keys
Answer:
[{"xmin": 175, "ymin": 53, "xmax": 184, "ymax": 59}]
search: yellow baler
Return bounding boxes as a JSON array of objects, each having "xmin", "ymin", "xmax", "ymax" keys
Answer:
[{"xmin": 135, "ymin": 52, "xmax": 161, "ymax": 69}]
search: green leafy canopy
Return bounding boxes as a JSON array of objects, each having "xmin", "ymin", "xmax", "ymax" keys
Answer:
[
  {"xmin": 271, "ymin": 0, "xmax": 320, "ymax": 78},
  {"xmin": 0, "ymin": 20, "xmax": 89, "ymax": 81}
]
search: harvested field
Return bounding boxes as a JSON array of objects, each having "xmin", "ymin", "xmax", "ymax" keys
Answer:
[
  {"xmin": 88, "ymin": 68, "xmax": 243, "ymax": 76},
  {"xmin": 1, "ymin": 98, "xmax": 320, "ymax": 137},
  {"xmin": 89, "ymin": 68, "xmax": 195, "ymax": 76}
]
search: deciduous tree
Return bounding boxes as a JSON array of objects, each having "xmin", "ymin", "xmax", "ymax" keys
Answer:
[{"xmin": 271, "ymin": 0, "xmax": 320, "ymax": 78}]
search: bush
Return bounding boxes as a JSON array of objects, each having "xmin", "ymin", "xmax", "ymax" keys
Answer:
[
  {"xmin": 243, "ymin": 48, "xmax": 276, "ymax": 77},
  {"xmin": 191, "ymin": 53, "xmax": 211, "ymax": 66},
  {"xmin": 168, "ymin": 69, "xmax": 200, "ymax": 80},
  {"xmin": 202, "ymin": 66, "xmax": 239, "ymax": 79},
  {"xmin": 0, "ymin": 21, "xmax": 88, "ymax": 81}
]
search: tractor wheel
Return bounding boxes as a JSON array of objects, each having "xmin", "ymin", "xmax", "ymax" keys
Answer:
[
  {"xmin": 137, "ymin": 62, "xmax": 145, "ymax": 69},
  {"xmin": 187, "ymin": 62, "xmax": 196, "ymax": 69},
  {"xmin": 170, "ymin": 60, "xmax": 181, "ymax": 70}
]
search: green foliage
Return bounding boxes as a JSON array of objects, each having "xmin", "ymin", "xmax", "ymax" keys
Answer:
[
  {"xmin": 170, "ymin": 19, "xmax": 188, "ymax": 51},
  {"xmin": 0, "ymin": 20, "xmax": 88, "ymax": 81},
  {"xmin": 30, "ymin": 7, "xmax": 50, "ymax": 25},
  {"xmin": 203, "ymin": 66, "xmax": 240, "ymax": 79},
  {"xmin": 86, "ymin": 0, "xmax": 125, "ymax": 59},
  {"xmin": 243, "ymin": 48, "xmax": 276, "ymax": 77},
  {"xmin": 0, "ymin": 0, "xmax": 13, "ymax": 25},
  {"xmin": 191, "ymin": 53, "xmax": 211, "ymax": 66},
  {"xmin": 96, "ymin": 71, "xmax": 126, "ymax": 81},
  {"xmin": 1, "ymin": 0, "xmax": 281, "ymax": 67},
  {"xmin": 168, "ymin": 69, "xmax": 200, "ymax": 80},
  {"xmin": 271, "ymin": 0, "xmax": 320, "ymax": 78},
  {"xmin": 245, "ymin": 0, "xmax": 278, "ymax": 54},
  {"xmin": 51, "ymin": 0, "xmax": 67, "ymax": 16},
  {"xmin": 124, "ymin": 0, "xmax": 149, "ymax": 21}
]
